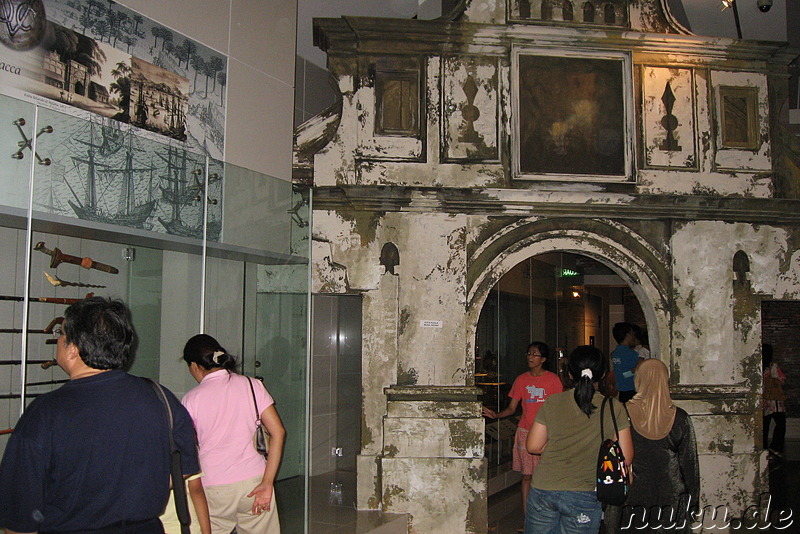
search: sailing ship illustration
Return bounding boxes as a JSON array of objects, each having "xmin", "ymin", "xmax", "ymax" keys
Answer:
[
  {"xmin": 156, "ymin": 145, "xmax": 221, "ymax": 240},
  {"xmin": 33, "ymin": 165, "xmax": 69, "ymax": 216},
  {"xmin": 65, "ymin": 120, "xmax": 157, "ymax": 229}
]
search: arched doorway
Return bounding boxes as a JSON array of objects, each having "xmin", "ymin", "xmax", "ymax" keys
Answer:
[
  {"xmin": 464, "ymin": 222, "xmax": 671, "ymax": 530},
  {"xmin": 475, "ymin": 252, "xmax": 651, "ymax": 394},
  {"xmin": 475, "ymin": 252, "xmax": 658, "ymax": 529},
  {"xmin": 466, "ymin": 221, "xmax": 670, "ymax": 373}
]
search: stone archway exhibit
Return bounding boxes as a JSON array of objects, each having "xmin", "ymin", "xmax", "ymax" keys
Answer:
[
  {"xmin": 296, "ymin": 0, "xmax": 800, "ymax": 531},
  {"xmin": 466, "ymin": 221, "xmax": 670, "ymax": 366}
]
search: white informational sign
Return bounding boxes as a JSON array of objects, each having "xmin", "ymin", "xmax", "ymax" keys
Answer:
[{"xmin": 420, "ymin": 320, "xmax": 443, "ymax": 328}]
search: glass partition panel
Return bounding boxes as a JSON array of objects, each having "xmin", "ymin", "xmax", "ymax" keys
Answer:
[
  {"xmin": 478, "ymin": 256, "xmax": 561, "ymax": 485},
  {"xmin": 1, "ymin": 99, "xmax": 312, "ymax": 530},
  {"xmin": 204, "ymin": 161, "xmax": 310, "ymax": 533},
  {"xmin": 26, "ymin": 102, "xmax": 206, "ymax": 396},
  {"xmin": 218, "ymin": 163, "xmax": 292, "ymax": 254},
  {"xmin": 0, "ymin": 197, "xmax": 31, "ymax": 457},
  {"xmin": 0, "ymin": 94, "xmax": 36, "ymax": 457},
  {"xmin": 481, "ymin": 252, "xmax": 619, "ymax": 497}
]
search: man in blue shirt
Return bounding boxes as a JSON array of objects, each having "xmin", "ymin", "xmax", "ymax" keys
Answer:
[
  {"xmin": 0, "ymin": 297, "xmax": 199, "ymax": 534},
  {"xmin": 611, "ymin": 322, "xmax": 644, "ymax": 402}
]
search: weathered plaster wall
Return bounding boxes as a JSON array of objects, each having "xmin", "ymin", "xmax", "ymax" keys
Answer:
[
  {"xmin": 312, "ymin": 208, "xmax": 481, "ymax": 528},
  {"xmin": 671, "ymin": 221, "xmax": 800, "ymax": 384},
  {"xmin": 312, "ymin": 210, "xmax": 470, "ymax": 385},
  {"xmin": 311, "ymin": 31, "xmax": 788, "ymax": 199},
  {"xmin": 667, "ymin": 220, "xmax": 800, "ymax": 514},
  {"xmin": 462, "ymin": 0, "xmax": 506, "ymax": 24},
  {"xmin": 383, "ymin": 457, "xmax": 486, "ymax": 533},
  {"xmin": 312, "ymin": 56, "xmax": 506, "ymax": 188},
  {"xmin": 302, "ymin": 1, "xmax": 800, "ymax": 531}
]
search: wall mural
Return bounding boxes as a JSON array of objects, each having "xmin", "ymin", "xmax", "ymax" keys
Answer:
[
  {"xmin": 21, "ymin": 107, "xmax": 224, "ymax": 239},
  {"xmin": 0, "ymin": 0, "xmax": 226, "ymax": 240}
]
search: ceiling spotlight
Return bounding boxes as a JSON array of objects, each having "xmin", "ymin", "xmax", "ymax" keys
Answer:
[
  {"xmin": 720, "ymin": 0, "xmax": 733, "ymax": 10},
  {"xmin": 572, "ymin": 291, "xmax": 581, "ymax": 298}
]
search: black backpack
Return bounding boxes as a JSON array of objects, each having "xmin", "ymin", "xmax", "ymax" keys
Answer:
[{"xmin": 596, "ymin": 396, "xmax": 629, "ymax": 505}]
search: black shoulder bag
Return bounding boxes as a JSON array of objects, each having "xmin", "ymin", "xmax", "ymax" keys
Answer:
[
  {"xmin": 148, "ymin": 379, "xmax": 191, "ymax": 534},
  {"xmin": 595, "ymin": 396, "xmax": 629, "ymax": 505}
]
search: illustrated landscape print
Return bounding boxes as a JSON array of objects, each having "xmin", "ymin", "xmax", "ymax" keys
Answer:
[
  {"xmin": 0, "ymin": 0, "xmax": 227, "ymax": 239},
  {"xmin": 36, "ymin": 21, "xmax": 190, "ymax": 142}
]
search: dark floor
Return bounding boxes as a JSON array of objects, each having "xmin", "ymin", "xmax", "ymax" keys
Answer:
[
  {"xmin": 488, "ymin": 483, "xmax": 526, "ymax": 533},
  {"xmin": 765, "ymin": 452, "xmax": 800, "ymax": 533},
  {"xmin": 488, "ymin": 442, "xmax": 800, "ymax": 534}
]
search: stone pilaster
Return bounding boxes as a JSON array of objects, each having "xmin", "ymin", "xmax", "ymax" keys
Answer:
[{"xmin": 381, "ymin": 385, "xmax": 487, "ymax": 534}]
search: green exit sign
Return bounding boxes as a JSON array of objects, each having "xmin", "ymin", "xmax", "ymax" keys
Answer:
[{"xmin": 559, "ymin": 268, "xmax": 580, "ymax": 277}]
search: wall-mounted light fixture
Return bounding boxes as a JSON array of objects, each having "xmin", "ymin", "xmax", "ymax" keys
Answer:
[{"xmin": 720, "ymin": 0, "xmax": 743, "ymax": 38}]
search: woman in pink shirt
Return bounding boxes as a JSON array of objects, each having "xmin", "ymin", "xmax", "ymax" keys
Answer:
[{"xmin": 182, "ymin": 334, "xmax": 286, "ymax": 534}]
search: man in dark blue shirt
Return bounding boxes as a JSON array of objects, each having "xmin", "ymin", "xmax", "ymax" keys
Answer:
[
  {"xmin": 611, "ymin": 322, "xmax": 644, "ymax": 402},
  {"xmin": 0, "ymin": 297, "xmax": 199, "ymax": 534}
]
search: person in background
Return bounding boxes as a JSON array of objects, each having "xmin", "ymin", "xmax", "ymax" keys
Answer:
[
  {"xmin": 762, "ymin": 343, "xmax": 787, "ymax": 458},
  {"xmin": 611, "ymin": 323, "xmax": 644, "ymax": 402},
  {"xmin": 0, "ymin": 297, "xmax": 199, "ymax": 534},
  {"xmin": 182, "ymin": 334, "xmax": 286, "ymax": 534},
  {"xmin": 631, "ymin": 325, "xmax": 650, "ymax": 361},
  {"xmin": 621, "ymin": 358, "xmax": 699, "ymax": 533},
  {"xmin": 525, "ymin": 345, "xmax": 633, "ymax": 534},
  {"xmin": 482, "ymin": 342, "xmax": 563, "ymax": 531}
]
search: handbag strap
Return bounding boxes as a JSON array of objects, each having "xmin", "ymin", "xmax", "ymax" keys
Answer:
[
  {"xmin": 600, "ymin": 396, "xmax": 620, "ymax": 441},
  {"xmin": 246, "ymin": 376, "xmax": 260, "ymax": 421},
  {"xmin": 147, "ymin": 379, "xmax": 191, "ymax": 534}
]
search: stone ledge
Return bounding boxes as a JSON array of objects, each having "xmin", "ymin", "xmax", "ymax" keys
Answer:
[
  {"xmin": 385, "ymin": 384, "xmax": 484, "ymax": 402},
  {"xmin": 313, "ymin": 186, "xmax": 800, "ymax": 224}
]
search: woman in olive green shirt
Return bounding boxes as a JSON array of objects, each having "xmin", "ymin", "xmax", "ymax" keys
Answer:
[{"xmin": 525, "ymin": 346, "xmax": 633, "ymax": 534}]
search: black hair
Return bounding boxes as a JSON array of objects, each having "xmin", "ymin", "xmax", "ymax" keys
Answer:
[
  {"xmin": 569, "ymin": 345, "xmax": 605, "ymax": 417},
  {"xmin": 631, "ymin": 324, "xmax": 648, "ymax": 346},
  {"xmin": 612, "ymin": 322, "xmax": 634, "ymax": 344},
  {"xmin": 762, "ymin": 343, "xmax": 773, "ymax": 370},
  {"xmin": 528, "ymin": 341, "xmax": 551, "ymax": 370},
  {"xmin": 63, "ymin": 296, "xmax": 135, "ymax": 370},
  {"xmin": 183, "ymin": 333, "xmax": 237, "ymax": 371},
  {"xmin": 528, "ymin": 341, "xmax": 550, "ymax": 360}
]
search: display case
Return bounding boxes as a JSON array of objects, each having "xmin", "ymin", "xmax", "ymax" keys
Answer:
[{"xmin": 0, "ymin": 93, "xmax": 311, "ymax": 530}]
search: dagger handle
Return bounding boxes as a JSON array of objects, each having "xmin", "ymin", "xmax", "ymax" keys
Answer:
[{"xmin": 55, "ymin": 249, "xmax": 119, "ymax": 274}]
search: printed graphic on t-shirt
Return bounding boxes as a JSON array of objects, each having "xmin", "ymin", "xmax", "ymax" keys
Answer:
[{"xmin": 524, "ymin": 385, "xmax": 547, "ymax": 403}]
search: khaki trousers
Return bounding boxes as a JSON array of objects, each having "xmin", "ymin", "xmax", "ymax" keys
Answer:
[{"xmin": 204, "ymin": 475, "xmax": 280, "ymax": 534}]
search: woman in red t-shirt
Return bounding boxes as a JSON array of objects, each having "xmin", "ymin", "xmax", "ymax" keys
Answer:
[{"xmin": 482, "ymin": 342, "xmax": 563, "ymax": 530}]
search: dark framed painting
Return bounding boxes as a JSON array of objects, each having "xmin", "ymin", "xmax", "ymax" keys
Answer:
[{"xmin": 513, "ymin": 49, "xmax": 633, "ymax": 180}]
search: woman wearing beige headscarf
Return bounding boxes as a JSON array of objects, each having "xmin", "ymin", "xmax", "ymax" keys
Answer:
[{"xmin": 619, "ymin": 359, "xmax": 699, "ymax": 533}]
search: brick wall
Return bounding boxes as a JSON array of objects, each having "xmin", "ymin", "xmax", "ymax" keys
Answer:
[{"xmin": 762, "ymin": 301, "xmax": 800, "ymax": 418}]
